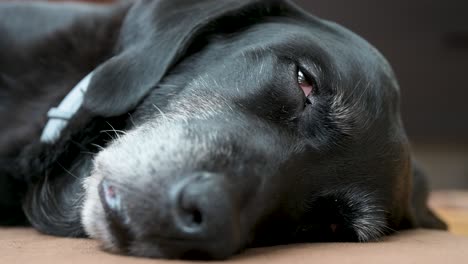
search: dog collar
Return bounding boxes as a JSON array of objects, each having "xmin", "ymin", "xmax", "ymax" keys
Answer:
[{"xmin": 40, "ymin": 72, "xmax": 94, "ymax": 143}]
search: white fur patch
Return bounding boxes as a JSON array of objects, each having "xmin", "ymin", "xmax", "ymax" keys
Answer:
[{"xmin": 80, "ymin": 80, "xmax": 238, "ymax": 249}]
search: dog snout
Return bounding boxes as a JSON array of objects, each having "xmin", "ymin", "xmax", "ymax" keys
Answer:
[
  {"xmin": 87, "ymin": 113, "xmax": 289, "ymax": 258},
  {"xmin": 98, "ymin": 173, "xmax": 242, "ymax": 259}
]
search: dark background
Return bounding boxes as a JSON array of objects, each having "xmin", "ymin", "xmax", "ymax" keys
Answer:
[{"xmin": 293, "ymin": 0, "xmax": 468, "ymax": 189}]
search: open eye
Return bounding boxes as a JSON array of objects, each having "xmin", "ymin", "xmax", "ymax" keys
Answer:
[{"xmin": 297, "ymin": 69, "xmax": 314, "ymax": 98}]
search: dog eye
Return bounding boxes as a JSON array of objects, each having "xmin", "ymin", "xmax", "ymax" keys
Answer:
[{"xmin": 297, "ymin": 70, "xmax": 314, "ymax": 98}]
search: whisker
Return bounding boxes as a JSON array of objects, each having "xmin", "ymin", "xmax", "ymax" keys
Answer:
[
  {"xmin": 91, "ymin": 143, "xmax": 105, "ymax": 151},
  {"xmin": 56, "ymin": 162, "xmax": 80, "ymax": 180},
  {"xmin": 152, "ymin": 103, "xmax": 170, "ymax": 122},
  {"xmin": 127, "ymin": 113, "xmax": 136, "ymax": 127},
  {"xmin": 106, "ymin": 122, "xmax": 122, "ymax": 140},
  {"xmin": 101, "ymin": 131, "xmax": 117, "ymax": 141},
  {"xmin": 100, "ymin": 129, "xmax": 127, "ymax": 135}
]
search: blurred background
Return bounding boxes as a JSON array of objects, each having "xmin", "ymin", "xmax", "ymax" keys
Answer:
[{"xmin": 294, "ymin": 0, "xmax": 468, "ymax": 190}]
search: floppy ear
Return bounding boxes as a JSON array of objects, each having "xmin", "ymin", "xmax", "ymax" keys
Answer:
[
  {"xmin": 409, "ymin": 160, "xmax": 447, "ymax": 230},
  {"xmin": 83, "ymin": 0, "xmax": 302, "ymax": 117}
]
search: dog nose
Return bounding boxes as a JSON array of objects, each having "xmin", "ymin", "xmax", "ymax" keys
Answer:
[
  {"xmin": 170, "ymin": 172, "xmax": 241, "ymax": 258},
  {"xmin": 98, "ymin": 174, "xmax": 241, "ymax": 259}
]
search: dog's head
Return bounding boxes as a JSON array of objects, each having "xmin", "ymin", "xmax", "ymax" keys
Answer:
[{"xmin": 80, "ymin": 0, "xmax": 445, "ymax": 259}]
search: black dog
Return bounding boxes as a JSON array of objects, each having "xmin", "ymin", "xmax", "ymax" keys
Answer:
[{"xmin": 0, "ymin": 0, "xmax": 446, "ymax": 260}]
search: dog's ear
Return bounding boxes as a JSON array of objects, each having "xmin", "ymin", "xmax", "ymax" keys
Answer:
[
  {"xmin": 83, "ymin": 0, "xmax": 302, "ymax": 117},
  {"xmin": 409, "ymin": 160, "xmax": 447, "ymax": 230}
]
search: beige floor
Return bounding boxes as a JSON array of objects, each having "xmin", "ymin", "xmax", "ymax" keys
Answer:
[
  {"xmin": 0, "ymin": 191, "xmax": 467, "ymax": 264},
  {"xmin": 1, "ymin": 228, "xmax": 467, "ymax": 264},
  {"xmin": 431, "ymin": 191, "xmax": 468, "ymax": 235}
]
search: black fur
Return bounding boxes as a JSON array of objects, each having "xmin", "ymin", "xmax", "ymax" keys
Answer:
[{"xmin": 0, "ymin": 0, "xmax": 446, "ymax": 260}]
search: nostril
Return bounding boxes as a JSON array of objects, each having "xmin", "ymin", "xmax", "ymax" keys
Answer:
[
  {"xmin": 98, "ymin": 179, "xmax": 132, "ymax": 249},
  {"xmin": 191, "ymin": 209, "xmax": 203, "ymax": 225},
  {"xmin": 178, "ymin": 188, "xmax": 205, "ymax": 229},
  {"xmin": 99, "ymin": 179, "xmax": 122, "ymax": 213},
  {"xmin": 183, "ymin": 206, "xmax": 203, "ymax": 227}
]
